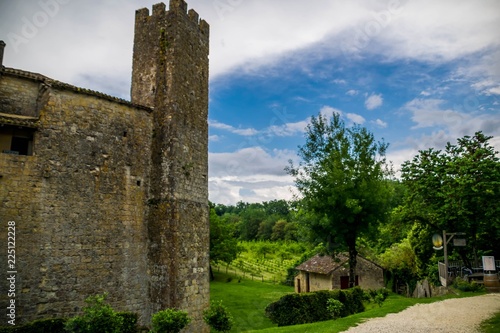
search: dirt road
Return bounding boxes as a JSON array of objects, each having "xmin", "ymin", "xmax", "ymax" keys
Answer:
[{"xmin": 341, "ymin": 293, "xmax": 500, "ymax": 333}]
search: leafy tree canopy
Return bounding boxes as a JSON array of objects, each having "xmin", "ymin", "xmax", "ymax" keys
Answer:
[
  {"xmin": 401, "ymin": 131, "xmax": 500, "ymax": 264},
  {"xmin": 209, "ymin": 208, "xmax": 242, "ymax": 270},
  {"xmin": 286, "ymin": 112, "xmax": 393, "ymax": 287}
]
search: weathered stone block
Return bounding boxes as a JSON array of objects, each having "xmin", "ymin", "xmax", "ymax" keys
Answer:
[{"xmin": 0, "ymin": 1, "xmax": 209, "ymax": 331}]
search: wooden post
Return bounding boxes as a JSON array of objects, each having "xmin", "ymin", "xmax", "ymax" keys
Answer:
[{"xmin": 443, "ymin": 230, "xmax": 449, "ymax": 286}]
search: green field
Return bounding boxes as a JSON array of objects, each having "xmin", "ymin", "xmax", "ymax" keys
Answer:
[
  {"xmin": 210, "ymin": 272, "xmax": 294, "ymax": 332},
  {"xmin": 210, "ymin": 271, "xmax": 488, "ymax": 333}
]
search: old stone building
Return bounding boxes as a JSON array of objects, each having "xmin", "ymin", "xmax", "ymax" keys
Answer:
[
  {"xmin": 295, "ymin": 253, "xmax": 384, "ymax": 293},
  {"xmin": 0, "ymin": 1, "xmax": 210, "ymax": 331}
]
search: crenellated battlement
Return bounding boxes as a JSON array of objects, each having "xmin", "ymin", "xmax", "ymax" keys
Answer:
[{"xmin": 136, "ymin": 1, "xmax": 209, "ymax": 37}]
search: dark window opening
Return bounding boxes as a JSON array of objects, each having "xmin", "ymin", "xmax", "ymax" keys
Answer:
[
  {"xmin": 136, "ymin": 180, "xmax": 141, "ymax": 186},
  {"xmin": 340, "ymin": 275, "xmax": 359, "ymax": 289},
  {"xmin": 0, "ymin": 126, "xmax": 35, "ymax": 156}
]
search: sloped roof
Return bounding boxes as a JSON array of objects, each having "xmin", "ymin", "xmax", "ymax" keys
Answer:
[
  {"xmin": 295, "ymin": 253, "xmax": 349, "ymax": 275},
  {"xmin": 295, "ymin": 253, "xmax": 383, "ymax": 275},
  {"xmin": 1, "ymin": 67, "xmax": 152, "ymax": 112}
]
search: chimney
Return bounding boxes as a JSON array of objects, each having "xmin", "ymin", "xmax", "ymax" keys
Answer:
[{"xmin": 0, "ymin": 41, "xmax": 5, "ymax": 70}]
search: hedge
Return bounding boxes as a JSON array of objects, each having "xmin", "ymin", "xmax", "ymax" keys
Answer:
[
  {"xmin": 265, "ymin": 287, "xmax": 365, "ymax": 326},
  {"xmin": 0, "ymin": 312, "xmax": 137, "ymax": 333},
  {"xmin": 0, "ymin": 318, "xmax": 66, "ymax": 333}
]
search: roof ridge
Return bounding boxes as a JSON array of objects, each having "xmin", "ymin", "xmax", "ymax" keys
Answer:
[{"xmin": 2, "ymin": 67, "xmax": 152, "ymax": 112}]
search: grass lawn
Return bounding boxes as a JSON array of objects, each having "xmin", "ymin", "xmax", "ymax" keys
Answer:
[
  {"xmin": 211, "ymin": 271, "xmax": 486, "ymax": 333},
  {"xmin": 210, "ymin": 272, "xmax": 294, "ymax": 332},
  {"xmin": 247, "ymin": 291, "xmax": 487, "ymax": 333},
  {"xmin": 480, "ymin": 311, "xmax": 500, "ymax": 333}
]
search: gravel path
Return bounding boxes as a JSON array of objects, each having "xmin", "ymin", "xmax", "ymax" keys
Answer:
[{"xmin": 341, "ymin": 293, "xmax": 500, "ymax": 333}]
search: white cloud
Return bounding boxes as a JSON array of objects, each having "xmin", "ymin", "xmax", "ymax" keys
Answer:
[
  {"xmin": 346, "ymin": 113, "xmax": 366, "ymax": 124},
  {"xmin": 209, "ymin": 120, "xmax": 259, "ymax": 136},
  {"xmin": 365, "ymin": 93, "xmax": 383, "ymax": 110},
  {"xmin": 373, "ymin": 119, "xmax": 388, "ymax": 128},
  {"xmin": 420, "ymin": 91, "xmax": 431, "ymax": 96},
  {"xmin": 471, "ymin": 79, "xmax": 500, "ymax": 96},
  {"xmin": 209, "ymin": 135, "xmax": 221, "ymax": 142},
  {"xmin": 368, "ymin": 0, "xmax": 500, "ymax": 63},
  {"xmin": 401, "ymin": 98, "xmax": 500, "ymax": 152},
  {"xmin": 2, "ymin": 0, "xmax": 499, "ymax": 97},
  {"xmin": 209, "ymin": 147, "xmax": 297, "ymax": 204},
  {"xmin": 346, "ymin": 89, "xmax": 359, "ymax": 96},
  {"xmin": 333, "ymin": 79, "xmax": 347, "ymax": 85},
  {"xmin": 267, "ymin": 120, "xmax": 308, "ymax": 137},
  {"xmin": 488, "ymin": 87, "xmax": 500, "ymax": 95},
  {"xmin": 320, "ymin": 105, "xmax": 343, "ymax": 118}
]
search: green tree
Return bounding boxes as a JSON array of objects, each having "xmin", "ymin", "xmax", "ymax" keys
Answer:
[
  {"xmin": 378, "ymin": 236, "xmax": 418, "ymax": 292},
  {"xmin": 209, "ymin": 208, "xmax": 241, "ymax": 280},
  {"xmin": 256, "ymin": 242, "xmax": 273, "ymax": 259},
  {"xmin": 263, "ymin": 199, "xmax": 290, "ymax": 217},
  {"xmin": 257, "ymin": 216, "xmax": 277, "ymax": 240},
  {"xmin": 287, "ymin": 112, "xmax": 392, "ymax": 287},
  {"xmin": 271, "ymin": 219, "xmax": 288, "ymax": 241},
  {"xmin": 239, "ymin": 205, "xmax": 267, "ymax": 240},
  {"xmin": 150, "ymin": 308, "xmax": 191, "ymax": 333},
  {"xmin": 401, "ymin": 132, "xmax": 500, "ymax": 266}
]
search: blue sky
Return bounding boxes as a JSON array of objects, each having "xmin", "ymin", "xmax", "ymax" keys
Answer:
[{"xmin": 1, "ymin": 0, "xmax": 499, "ymax": 204}]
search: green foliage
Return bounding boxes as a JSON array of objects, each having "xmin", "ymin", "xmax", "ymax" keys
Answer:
[
  {"xmin": 210, "ymin": 208, "xmax": 242, "ymax": 267},
  {"xmin": 150, "ymin": 309, "xmax": 191, "ymax": 333},
  {"xmin": 378, "ymin": 236, "xmax": 418, "ymax": 292},
  {"xmin": 364, "ymin": 288, "xmax": 389, "ymax": 307},
  {"xmin": 326, "ymin": 299, "xmax": 344, "ymax": 319},
  {"xmin": 246, "ymin": 292, "xmax": 484, "ymax": 333},
  {"xmin": 203, "ymin": 300, "xmax": 234, "ymax": 332},
  {"xmin": 401, "ymin": 132, "xmax": 500, "ymax": 267},
  {"xmin": 265, "ymin": 288, "xmax": 365, "ymax": 327},
  {"xmin": 65, "ymin": 293, "xmax": 124, "ymax": 333},
  {"xmin": 116, "ymin": 312, "xmax": 138, "ymax": 333},
  {"xmin": 452, "ymin": 277, "xmax": 485, "ymax": 292},
  {"xmin": 286, "ymin": 112, "xmax": 393, "ymax": 288},
  {"xmin": 209, "ymin": 200, "xmax": 305, "ymax": 242},
  {"xmin": 0, "ymin": 318, "xmax": 66, "ymax": 333},
  {"xmin": 285, "ymin": 243, "xmax": 326, "ymax": 285}
]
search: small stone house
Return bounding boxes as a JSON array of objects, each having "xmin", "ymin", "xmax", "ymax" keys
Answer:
[{"xmin": 294, "ymin": 253, "xmax": 384, "ymax": 293}]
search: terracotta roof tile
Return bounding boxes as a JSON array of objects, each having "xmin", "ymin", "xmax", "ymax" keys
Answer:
[{"xmin": 295, "ymin": 253, "xmax": 349, "ymax": 274}]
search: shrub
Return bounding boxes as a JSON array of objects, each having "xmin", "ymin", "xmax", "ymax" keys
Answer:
[
  {"xmin": 265, "ymin": 287, "xmax": 365, "ymax": 326},
  {"xmin": 453, "ymin": 277, "xmax": 485, "ymax": 292},
  {"xmin": 65, "ymin": 293, "xmax": 124, "ymax": 333},
  {"xmin": 364, "ymin": 288, "xmax": 389, "ymax": 307},
  {"xmin": 203, "ymin": 300, "xmax": 233, "ymax": 332},
  {"xmin": 0, "ymin": 318, "xmax": 66, "ymax": 333},
  {"xmin": 150, "ymin": 308, "xmax": 191, "ymax": 333},
  {"xmin": 117, "ymin": 312, "xmax": 138, "ymax": 333},
  {"xmin": 326, "ymin": 299, "xmax": 344, "ymax": 319}
]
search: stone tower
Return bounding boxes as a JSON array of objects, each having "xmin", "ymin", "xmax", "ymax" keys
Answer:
[
  {"xmin": 131, "ymin": 1, "xmax": 210, "ymax": 331},
  {"xmin": 0, "ymin": 1, "xmax": 209, "ymax": 330}
]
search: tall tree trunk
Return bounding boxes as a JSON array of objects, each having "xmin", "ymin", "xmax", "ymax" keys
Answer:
[
  {"xmin": 209, "ymin": 264, "xmax": 214, "ymax": 281},
  {"xmin": 347, "ymin": 238, "xmax": 358, "ymax": 288}
]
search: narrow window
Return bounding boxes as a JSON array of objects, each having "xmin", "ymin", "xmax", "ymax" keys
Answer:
[{"xmin": 0, "ymin": 125, "xmax": 35, "ymax": 156}]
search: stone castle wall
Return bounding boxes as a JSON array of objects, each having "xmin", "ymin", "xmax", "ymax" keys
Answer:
[
  {"xmin": 1, "ymin": 72, "xmax": 153, "ymax": 321},
  {"xmin": 0, "ymin": 1, "xmax": 209, "ymax": 331}
]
